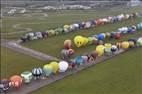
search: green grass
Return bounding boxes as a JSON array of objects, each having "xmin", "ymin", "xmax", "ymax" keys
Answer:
[
  {"xmin": 22, "ymin": 18, "xmax": 142, "ymax": 58},
  {"xmin": 0, "ymin": 47, "xmax": 47, "ymax": 78},
  {"xmin": 1, "ymin": 6, "xmax": 142, "ymax": 39},
  {"xmin": 31, "ymin": 47, "xmax": 142, "ymax": 94},
  {"xmin": 1, "ymin": 6, "xmax": 142, "ymax": 93}
]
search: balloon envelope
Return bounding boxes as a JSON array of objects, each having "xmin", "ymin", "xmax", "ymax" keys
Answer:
[
  {"xmin": 64, "ymin": 39, "xmax": 72, "ymax": 49},
  {"xmin": 137, "ymin": 38, "xmax": 142, "ymax": 46},
  {"xmin": 104, "ymin": 43, "xmax": 112, "ymax": 53},
  {"xmin": 50, "ymin": 62, "xmax": 59, "ymax": 74},
  {"xmin": 96, "ymin": 45, "xmax": 105, "ymax": 56},
  {"xmin": 43, "ymin": 64, "xmax": 53, "ymax": 76},
  {"xmin": 111, "ymin": 45, "xmax": 117, "ymax": 52},
  {"xmin": 97, "ymin": 33, "xmax": 105, "ymax": 40},
  {"xmin": 21, "ymin": 71, "xmax": 32, "ymax": 83},
  {"xmin": 75, "ymin": 56, "xmax": 84, "ymax": 65},
  {"xmin": 121, "ymin": 41, "xmax": 129, "ymax": 49},
  {"xmin": 59, "ymin": 61, "xmax": 69, "ymax": 72},
  {"xmin": 10, "ymin": 75, "xmax": 22, "ymax": 88},
  {"xmin": 74, "ymin": 36, "xmax": 84, "ymax": 47}
]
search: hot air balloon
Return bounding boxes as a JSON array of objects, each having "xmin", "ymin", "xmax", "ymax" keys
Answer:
[
  {"xmin": 58, "ymin": 61, "xmax": 69, "ymax": 72},
  {"xmin": 47, "ymin": 30, "xmax": 55, "ymax": 36},
  {"xmin": 104, "ymin": 43, "xmax": 112, "ymax": 55},
  {"xmin": 74, "ymin": 36, "xmax": 84, "ymax": 47},
  {"xmin": 60, "ymin": 49, "xmax": 74, "ymax": 60},
  {"xmin": 95, "ymin": 45, "xmax": 105, "ymax": 56},
  {"xmin": 110, "ymin": 32, "xmax": 116, "ymax": 38},
  {"xmin": 83, "ymin": 37, "xmax": 89, "ymax": 46},
  {"xmin": 43, "ymin": 64, "xmax": 53, "ymax": 77},
  {"xmin": 121, "ymin": 41, "xmax": 129, "ymax": 49},
  {"xmin": 55, "ymin": 27, "xmax": 64, "ymax": 35},
  {"xmin": 0, "ymin": 79, "xmax": 11, "ymax": 93},
  {"xmin": 137, "ymin": 37, "xmax": 142, "ymax": 46},
  {"xmin": 10, "ymin": 75, "xmax": 22, "ymax": 88},
  {"xmin": 88, "ymin": 37, "xmax": 94, "ymax": 44},
  {"xmin": 64, "ymin": 39, "xmax": 72, "ymax": 50},
  {"xmin": 50, "ymin": 62, "xmax": 59, "ymax": 74},
  {"xmin": 81, "ymin": 55, "xmax": 88, "ymax": 63},
  {"xmin": 64, "ymin": 25, "xmax": 70, "ymax": 33},
  {"xmin": 74, "ymin": 56, "xmax": 84, "ymax": 66},
  {"xmin": 128, "ymin": 38, "xmax": 137, "ymax": 44},
  {"xmin": 137, "ymin": 22, "xmax": 142, "ymax": 30},
  {"xmin": 21, "ymin": 71, "xmax": 32, "ymax": 84},
  {"xmin": 90, "ymin": 51, "xmax": 98, "ymax": 60},
  {"xmin": 32, "ymin": 67, "xmax": 43, "ymax": 79},
  {"xmin": 128, "ymin": 41, "xmax": 135, "ymax": 48},
  {"xmin": 114, "ymin": 33, "xmax": 121, "ymax": 39},
  {"xmin": 116, "ymin": 42, "xmax": 121, "ymax": 50},
  {"xmin": 97, "ymin": 33, "xmax": 105, "ymax": 40},
  {"xmin": 111, "ymin": 45, "xmax": 118, "ymax": 54},
  {"xmin": 68, "ymin": 48, "xmax": 75, "ymax": 56}
]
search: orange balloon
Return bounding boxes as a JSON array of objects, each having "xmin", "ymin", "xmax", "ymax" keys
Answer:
[
  {"xmin": 10, "ymin": 75, "xmax": 22, "ymax": 88},
  {"xmin": 121, "ymin": 41, "xmax": 129, "ymax": 49}
]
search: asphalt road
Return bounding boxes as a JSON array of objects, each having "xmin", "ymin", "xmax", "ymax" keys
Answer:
[{"xmin": 1, "ymin": 39, "xmax": 59, "ymax": 61}]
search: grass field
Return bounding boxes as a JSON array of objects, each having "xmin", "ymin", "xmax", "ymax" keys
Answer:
[
  {"xmin": 0, "ymin": 47, "xmax": 46, "ymax": 78},
  {"xmin": 31, "ymin": 47, "xmax": 142, "ymax": 94},
  {"xmin": 1, "ymin": 5, "xmax": 142, "ymax": 94}
]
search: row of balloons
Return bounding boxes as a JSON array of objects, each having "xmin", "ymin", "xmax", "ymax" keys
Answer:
[
  {"xmin": 1, "ymin": 37, "xmax": 142, "ymax": 93},
  {"xmin": 20, "ymin": 12, "xmax": 139, "ymax": 43},
  {"xmin": 63, "ymin": 22, "xmax": 142, "ymax": 50},
  {"xmin": 61, "ymin": 22, "xmax": 142, "ymax": 59}
]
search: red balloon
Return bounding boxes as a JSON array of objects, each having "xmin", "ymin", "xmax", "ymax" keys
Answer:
[{"xmin": 114, "ymin": 33, "xmax": 121, "ymax": 39}]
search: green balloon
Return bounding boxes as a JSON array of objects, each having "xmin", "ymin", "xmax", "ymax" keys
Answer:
[
  {"xmin": 88, "ymin": 37, "xmax": 94, "ymax": 44},
  {"xmin": 55, "ymin": 27, "xmax": 64, "ymax": 34},
  {"xmin": 137, "ymin": 38, "xmax": 142, "ymax": 46}
]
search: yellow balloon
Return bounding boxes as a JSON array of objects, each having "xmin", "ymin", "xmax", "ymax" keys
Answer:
[
  {"xmin": 104, "ymin": 43, "xmax": 112, "ymax": 48},
  {"xmin": 121, "ymin": 41, "xmax": 129, "ymax": 49},
  {"xmin": 43, "ymin": 64, "xmax": 53, "ymax": 70},
  {"xmin": 50, "ymin": 62, "xmax": 59, "ymax": 74},
  {"xmin": 96, "ymin": 45, "xmax": 105, "ymax": 56},
  {"xmin": 64, "ymin": 25, "xmax": 70, "ymax": 29},
  {"xmin": 83, "ymin": 37, "xmax": 89, "ymax": 46},
  {"xmin": 74, "ymin": 36, "xmax": 84, "ymax": 47}
]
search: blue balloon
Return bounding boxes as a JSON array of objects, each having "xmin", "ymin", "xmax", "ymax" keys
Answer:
[
  {"xmin": 137, "ymin": 22, "xmax": 142, "ymax": 30},
  {"xmin": 74, "ymin": 56, "xmax": 83, "ymax": 65},
  {"xmin": 127, "ymin": 27, "xmax": 133, "ymax": 33},
  {"xmin": 97, "ymin": 34, "xmax": 105, "ymax": 40}
]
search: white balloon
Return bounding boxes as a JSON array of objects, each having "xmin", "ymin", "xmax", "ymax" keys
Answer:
[{"xmin": 59, "ymin": 61, "xmax": 69, "ymax": 72}]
